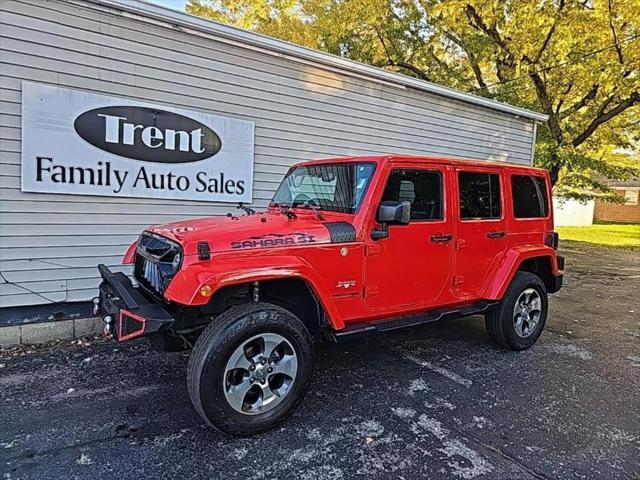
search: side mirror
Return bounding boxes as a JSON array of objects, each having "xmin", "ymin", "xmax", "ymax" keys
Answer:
[
  {"xmin": 371, "ymin": 201, "xmax": 411, "ymax": 240},
  {"xmin": 377, "ymin": 201, "xmax": 411, "ymax": 225}
]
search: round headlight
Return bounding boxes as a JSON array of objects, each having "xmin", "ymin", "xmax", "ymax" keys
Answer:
[{"xmin": 172, "ymin": 252, "xmax": 182, "ymax": 271}]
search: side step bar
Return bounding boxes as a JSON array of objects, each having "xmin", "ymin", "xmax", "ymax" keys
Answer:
[{"xmin": 329, "ymin": 301, "xmax": 498, "ymax": 343}]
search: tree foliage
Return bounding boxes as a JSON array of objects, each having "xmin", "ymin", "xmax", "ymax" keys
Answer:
[{"xmin": 187, "ymin": 0, "xmax": 640, "ymax": 199}]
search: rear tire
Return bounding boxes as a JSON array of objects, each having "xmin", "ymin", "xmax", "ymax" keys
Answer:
[
  {"xmin": 187, "ymin": 302, "xmax": 313, "ymax": 436},
  {"xmin": 485, "ymin": 272, "xmax": 548, "ymax": 350}
]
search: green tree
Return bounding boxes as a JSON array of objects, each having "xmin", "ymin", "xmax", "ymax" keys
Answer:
[{"xmin": 187, "ymin": 0, "xmax": 640, "ymax": 199}]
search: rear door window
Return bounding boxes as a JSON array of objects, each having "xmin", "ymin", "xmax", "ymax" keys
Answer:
[
  {"xmin": 458, "ymin": 172, "xmax": 502, "ymax": 220},
  {"xmin": 381, "ymin": 169, "xmax": 443, "ymax": 220},
  {"xmin": 511, "ymin": 175, "xmax": 549, "ymax": 218}
]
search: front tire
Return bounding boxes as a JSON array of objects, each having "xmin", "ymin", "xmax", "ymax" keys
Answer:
[
  {"xmin": 187, "ymin": 302, "xmax": 313, "ymax": 435},
  {"xmin": 485, "ymin": 272, "xmax": 548, "ymax": 350}
]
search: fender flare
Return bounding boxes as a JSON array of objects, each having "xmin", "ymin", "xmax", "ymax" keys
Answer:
[
  {"xmin": 163, "ymin": 255, "xmax": 345, "ymax": 330},
  {"xmin": 122, "ymin": 241, "xmax": 137, "ymax": 264},
  {"xmin": 484, "ymin": 245, "xmax": 559, "ymax": 300}
]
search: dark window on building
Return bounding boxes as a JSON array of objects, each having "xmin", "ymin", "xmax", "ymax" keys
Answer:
[
  {"xmin": 511, "ymin": 175, "xmax": 549, "ymax": 218},
  {"xmin": 458, "ymin": 172, "xmax": 502, "ymax": 219},
  {"xmin": 381, "ymin": 169, "xmax": 442, "ymax": 220}
]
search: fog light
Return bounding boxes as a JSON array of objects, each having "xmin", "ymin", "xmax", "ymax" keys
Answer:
[
  {"xmin": 200, "ymin": 285, "xmax": 213, "ymax": 298},
  {"xmin": 172, "ymin": 252, "xmax": 182, "ymax": 271}
]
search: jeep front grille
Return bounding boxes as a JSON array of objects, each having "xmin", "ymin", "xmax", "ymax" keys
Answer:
[{"xmin": 133, "ymin": 233, "xmax": 181, "ymax": 297}]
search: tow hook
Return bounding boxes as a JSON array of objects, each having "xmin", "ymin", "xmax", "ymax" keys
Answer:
[
  {"xmin": 103, "ymin": 315, "xmax": 113, "ymax": 336},
  {"xmin": 93, "ymin": 297, "xmax": 113, "ymax": 335},
  {"xmin": 92, "ymin": 297, "xmax": 101, "ymax": 316}
]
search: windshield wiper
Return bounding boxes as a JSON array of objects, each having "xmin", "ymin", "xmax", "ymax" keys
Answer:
[
  {"xmin": 302, "ymin": 202, "xmax": 325, "ymax": 221},
  {"xmin": 237, "ymin": 202, "xmax": 256, "ymax": 215},
  {"xmin": 271, "ymin": 202, "xmax": 297, "ymax": 219}
]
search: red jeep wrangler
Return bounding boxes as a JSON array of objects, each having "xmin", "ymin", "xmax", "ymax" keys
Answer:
[{"xmin": 96, "ymin": 155, "xmax": 563, "ymax": 435}]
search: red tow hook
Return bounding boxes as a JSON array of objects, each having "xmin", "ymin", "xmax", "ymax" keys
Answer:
[{"xmin": 118, "ymin": 309, "xmax": 147, "ymax": 342}]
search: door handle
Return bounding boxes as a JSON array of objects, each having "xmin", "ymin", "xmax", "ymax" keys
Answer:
[
  {"xmin": 487, "ymin": 231, "xmax": 506, "ymax": 239},
  {"xmin": 430, "ymin": 234, "xmax": 453, "ymax": 243}
]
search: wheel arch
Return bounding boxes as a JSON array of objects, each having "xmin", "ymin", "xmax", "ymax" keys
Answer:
[
  {"xmin": 484, "ymin": 246, "xmax": 560, "ymax": 300},
  {"xmin": 201, "ymin": 277, "xmax": 331, "ymax": 336},
  {"xmin": 164, "ymin": 258, "xmax": 345, "ymax": 331},
  {"xmin": 516, "ymin": 256, "xmax": 558, "ymax": 293}
]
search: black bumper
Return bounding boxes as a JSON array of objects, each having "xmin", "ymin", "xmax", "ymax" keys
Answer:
[{"xmin": 97, "ymin": 264, "xmax": 174, "ymax": 341}]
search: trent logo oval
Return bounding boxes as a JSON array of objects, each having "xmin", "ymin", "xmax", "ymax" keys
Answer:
[{"xmin": 74, "ymin": 106, "xmax": 222, "ymax": 163}]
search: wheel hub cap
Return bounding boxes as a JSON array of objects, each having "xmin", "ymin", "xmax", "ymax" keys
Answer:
[
  {"xmin": 223, "ymin": 333, "xmax": 298, "ymax": 415},
  {"xmin": 254, "ymin": 361, "xmax": 267, "ymax": 381},
  {"xmin": 513, "ymin": 288, "xmax": 542, "ymax": 338}
]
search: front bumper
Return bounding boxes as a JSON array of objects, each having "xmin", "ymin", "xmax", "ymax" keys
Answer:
[{"xmin": 96, "ymin": 264, "xmax": 175, "ymax": 341}]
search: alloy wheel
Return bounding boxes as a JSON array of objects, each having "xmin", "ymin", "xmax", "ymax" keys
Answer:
[
  {"xmin": 223, "ymin": 333, "xmax": 298, "ymax": 415},
  {"xmin": 513, "ymin": 288, "xmax": 542, "ymax": 338}
]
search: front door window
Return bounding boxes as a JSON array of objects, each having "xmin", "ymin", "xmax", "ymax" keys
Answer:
[
  {"xmin": 364, "ymin": 166, "xmax": 454, "ymax": 311},
  {"xmin": 381, "ymin": 169, "xmax": 443, "ymax": 221}
]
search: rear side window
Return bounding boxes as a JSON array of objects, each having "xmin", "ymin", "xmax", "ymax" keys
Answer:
[
  {"xmin": 381, "ymin": 169, "xmax": 443, "ymax": 220},
  {"xmin": 458, "ymin": 172, "xmax": 501, "ymax": 219},
  {"xmin": 511, "ymin": 175, "xmax": 549, "ymax": 218}
]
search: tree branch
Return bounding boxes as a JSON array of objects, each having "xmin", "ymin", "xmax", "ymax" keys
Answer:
[
  {"xmin": 375, "ymin": 27, "xmax": 393, "ymax": 59},
  {"xmin": 572, "ymin": 91, "xmax": 640, "ymax": 147},
  {"xmin": 559, "ymin": 84, "xmax": 599, "ymax": 119},
  {"xmin": 375, "ymin": 27, "xmax": 432, "ymax": 81},
  {"xmin": 531, "ymin": 22, "xmax": 557, "ymax": 64},
  {"xmin": 578, "ymin": 0, "xmax": 595, "ymax": 10},
  {"xmin": 608, "ymin": 0, "xmax": 624, "ymax": 64},
  {"xmin": 445, "ymin": 31, "xmax": 488, "ymax": 92},
  {"xmin": 468, "ymin": 54, "xmax": 488, "ymax": 92},
  {"xmin": 464, "ymin": 4, "xmax": 512, "ymax": 60},
  {"xmin": 464, "ymin": 4, "xmax": 515, "ymax": 84},
  {"xmin": 532, "ymin": 1, "xmax": 565, "ymax": 65},
  {"xmin": 529, "ymin": 69, "xmax": 564, "ymax": 143},
  {"xmin": 386, "ymin": 60, "xmax": 432, "ymax": 81},
  {"xmin": 555, "ymin": 81, "xmax": 575, "ymax": 113},
  {"xmin": 596, "ymin": 93, "xmax": 616, "ymax": 117}
]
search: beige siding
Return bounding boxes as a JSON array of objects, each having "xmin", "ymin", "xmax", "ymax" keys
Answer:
[{"xmin": 0, "ymin": 0, "xmax": 538, "ymax": 308}]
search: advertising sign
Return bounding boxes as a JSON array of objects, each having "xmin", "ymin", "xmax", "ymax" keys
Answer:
[{"xmin": 21, "ymin": 82, "xmax": 254, "ymax": 202}]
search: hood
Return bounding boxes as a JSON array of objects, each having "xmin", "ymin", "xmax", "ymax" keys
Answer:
[{"xmin": 148, "ymin": 210, "xmax": 354, "ymax": 256}]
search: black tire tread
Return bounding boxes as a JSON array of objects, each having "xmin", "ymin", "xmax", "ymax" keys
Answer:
[
  {"xmin": 187, "ymin": 302, "xmax": 312, "ymax": 436},
  {"xmin": 485, "ymin": 271, "xmax": 547, "ymax": 351}
]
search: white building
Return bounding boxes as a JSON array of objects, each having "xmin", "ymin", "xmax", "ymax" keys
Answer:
[{"xmin": 0, "ymin": 0, "xmax": 546, "ymax": 320}]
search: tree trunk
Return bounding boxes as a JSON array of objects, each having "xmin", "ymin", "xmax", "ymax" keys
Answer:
[{"xmin": 549, "ymin": 152, "xmax": 561, "ymax": 186}]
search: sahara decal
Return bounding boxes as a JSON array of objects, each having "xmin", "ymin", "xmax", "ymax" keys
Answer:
[{"xmin": 230, "ymin": 233, "xmax": 317, "ymax": 250}]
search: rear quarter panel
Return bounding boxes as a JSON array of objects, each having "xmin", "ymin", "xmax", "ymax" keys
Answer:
[{"xmin": 485, "ymin": 168, "xmax": 557, "ymax": 299}]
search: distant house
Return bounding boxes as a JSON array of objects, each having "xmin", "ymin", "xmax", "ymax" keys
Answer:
[
  {"xmin": 553, "ymin": 197, "xmax": 595, "ymax": 226},
  {"xmin": 594, "ymin": 178, "xmax": 640, "ymax": 224}
]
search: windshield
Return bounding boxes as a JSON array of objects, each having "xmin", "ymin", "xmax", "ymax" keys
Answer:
[{"xmin": 271, "ymin": 162, "xmax": 376, "ymax": 214}]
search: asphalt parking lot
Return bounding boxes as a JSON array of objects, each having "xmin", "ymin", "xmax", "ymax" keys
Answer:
[{"xmin": 1, "ymin": 242, "xmax": 639, "ymax": 480}]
